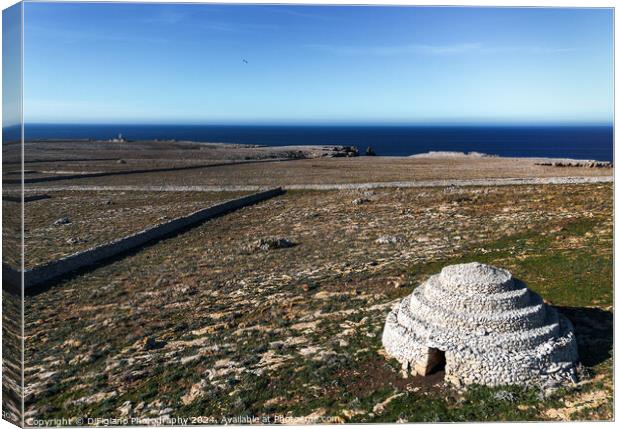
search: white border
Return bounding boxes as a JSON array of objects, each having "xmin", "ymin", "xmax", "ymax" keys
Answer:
[{"xmin": 0, "ymin": 1, "xmax": 616, "ymax": 429}]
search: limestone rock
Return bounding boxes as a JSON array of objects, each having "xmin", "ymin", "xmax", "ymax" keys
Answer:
[
  {"xmin": 372, "ymin": 393, "xmax": 404, "ymax": 414},
  {"xmin": 535, "ymin": 160, "xmax": 612, "ymax": 168},
  {"xmin": 181, "ymin": 380, "xmax": 209, "ymax": 405},
  {"xmin": 134, "ymin": 336, "xmax": 166, "ymax": 351},
  {"xmin": 54, "ymin": 217, "xmax": 71, "ymax": 226},
  {"xmin": 254, "ymin": 238, "xmax": 296, "ymax": 251},
  {"xmin": 327, "ymin": 146, "xmax": 359, "ymax": 157},
  {"xmin": 375, "ymin": 235, "xmax": 405, "ymax": 245},
  {"xmin": 381, "ymin": 262, "xmax": 579, "ymax": 388},
  {"xmin": 117, "ymin": 400, "xmax": 132, "ymax": 417},
  {"xmin": 66, "ymin": 237, "xmax": 88, "ymax": 245}
]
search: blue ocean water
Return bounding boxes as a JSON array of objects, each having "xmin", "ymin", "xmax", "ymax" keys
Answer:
[{"xmin": 9, "ymin": 124, "xmax": 615, "ymax": 161}]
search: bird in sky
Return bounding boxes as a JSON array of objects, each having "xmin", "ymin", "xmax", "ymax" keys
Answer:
[{"xmin": 242, "ymin": 59, "xmax": 248, "ymax": 64}]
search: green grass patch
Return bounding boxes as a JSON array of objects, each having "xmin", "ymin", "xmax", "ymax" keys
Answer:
[{"xmin": 408, "ymin": 218, "xmax": 612, "ymax": 308}]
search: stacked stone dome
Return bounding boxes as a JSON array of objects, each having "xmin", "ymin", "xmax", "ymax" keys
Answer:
[{"xmin": 382, "ymin": 262, "xmax": 578, "ymax": 388}]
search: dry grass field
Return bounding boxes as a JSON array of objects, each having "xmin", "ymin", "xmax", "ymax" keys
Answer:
[
  {"xmin": 2, "ymin": 140, "xmax": 613, "ymax": 424},
  {"xmin": 19, "ymin": 183, "xmax": 612, "ymax": 423}
]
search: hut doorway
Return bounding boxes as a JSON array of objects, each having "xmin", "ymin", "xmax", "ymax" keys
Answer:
[{"xmin": 415, "ymin": 347, "xmax": 446, "ymax": 376}]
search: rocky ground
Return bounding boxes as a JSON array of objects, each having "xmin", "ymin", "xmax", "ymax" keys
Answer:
[
  {"xmin": 3, "ymin": 199, "xmax": 21, "ymax": 268},
  {"xmin": 16, "ymin": 191, "xmax": 247, "ymax": 268},
  {"xmin": 2, "ymin": 289, "xmax": 22, "ymax": 425},
  {"xmin": 3, "ymin": 139, "xmax": 357, "ymax": 168},
  {"xmin": 2, "ymin": 140, "xmax": 612, "ymax": 192},
  {"xmin": 15, "ymin": 156, "xmax": 611, "ymax": 189},
  {"xmin": 20, "ymin": 183, "xmax": 613, "ymax": 423}
]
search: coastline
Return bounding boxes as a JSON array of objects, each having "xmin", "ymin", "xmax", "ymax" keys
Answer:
[
  {"xmin": 12, "ymin": 121, "xmax": 614, "ymax": 161},
  {"xmin": 2, "ymin": 139, "xmax": 612, "ymax": 192},
  {"xmin": 7, "ymin": 139, "xmax": 614, "ymax": 162}
]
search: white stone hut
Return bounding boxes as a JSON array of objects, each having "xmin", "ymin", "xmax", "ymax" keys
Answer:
[{"xmin": 382, "ymin": 262, "xmax": 578, "ymax": 388}]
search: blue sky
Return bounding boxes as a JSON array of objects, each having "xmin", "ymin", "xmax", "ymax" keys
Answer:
[{"xmin": 16, "ymin": 3, "xmax": 614, "ymax": 125}]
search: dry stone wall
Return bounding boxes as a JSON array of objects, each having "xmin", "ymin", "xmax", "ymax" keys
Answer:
[{"xmin": 6, "ymin": 188, "xmax": 283, "ymax": 291}]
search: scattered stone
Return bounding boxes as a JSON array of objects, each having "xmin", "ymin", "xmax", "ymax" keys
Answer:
[
  {"xmin": 493, "ymin": 390, "xmax": 517, "ymax": 402},
  {"xmin": 352, "ymin": 197, "xmax": 370, "ymax": 205},
  {"xmin": 366, "ymin": 146, "xmax": 377, "ymax": 156},
  {"xmin": 66, "ymin": 237, "xmax": 87, "ymax": 245},
  {"xmin": 382, "ymin": 262, "xmax": 579, "ymax": 388},
  {"xmin": 341, "ymin": 409, "xmax": 365, "ymax": 419},
  {"xmin": 117, "ymin": 159, "xmax": 127, "ymax": 164},
  {"xmin": 178, "ymin": 285, "xmax": 197, "ymax": 295},
  {"xmin": 68, "ymin": 391, "xmax": 117, "ymax": 407},
  {"xmin": 389, "ymin": 276, "xmax": 407, "ymax": 288},
  {"xmin": 19, "ymin": 184, "xmax": 611, "ymax": 420},
  {"xmin": 536, "ymin": 160, "xmax": 612, "ymax": 168},
  {"xmin": 373, "ymin": 393, "xmax": 405, "ymax": 414},
  {"xmin": 61, "ymin": 339, "xmax": 82, "ymax": 349},
  {"xmin": 53, "ymin": 217, "xmax": 71, "ymax": 226},
  {"xmin": 181, "ymin": 380, "xmax": 209, "ymax": 405},
  {"xmin": 313, "ymin": 291, "xmax": 338, "ymax": 300},
  {"xmin": 263, "ymin": 396, "xmax": 286, "ymax": 407},
  {"xmin": 375, "ymin": 235, "xmax": 405, "ymax": 245},
  {"xmin": 313, "ymin": 350, "xmax": 340, "ymax": 365},
  {"xmin": 328, "ymin": 146, "xmax": 359, "ymax": 157},
  {"xmin": 291, "ymin": 320, "xmax": 321, "ymax": 331},
  {"xmin": 117, "ymin": 401, "xmax": 132, "ymax": 417},
  {"xmin": 134, "ymin": 336, "xmax": 166, "ymax": 351},
  {"xmin": 253, "ymin": 238, "xmax": 296, "ymax": 251},
  {"xmin": 69, "ymin": 352, "xmax": 96, "ymax": 365},
  {"xmin": 154, "ymin": 276, "xmax": 168, "ymax": 288}
]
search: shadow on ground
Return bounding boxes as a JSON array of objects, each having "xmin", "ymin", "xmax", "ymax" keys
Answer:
[{"xmin": 556, "ymin": 306, "xmax": 613, "ymax": 367}]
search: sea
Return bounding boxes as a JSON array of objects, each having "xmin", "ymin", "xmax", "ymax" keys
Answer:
[{"xmin": 5, "ymin": 124, "xmax": 614, "ymax": 161}]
